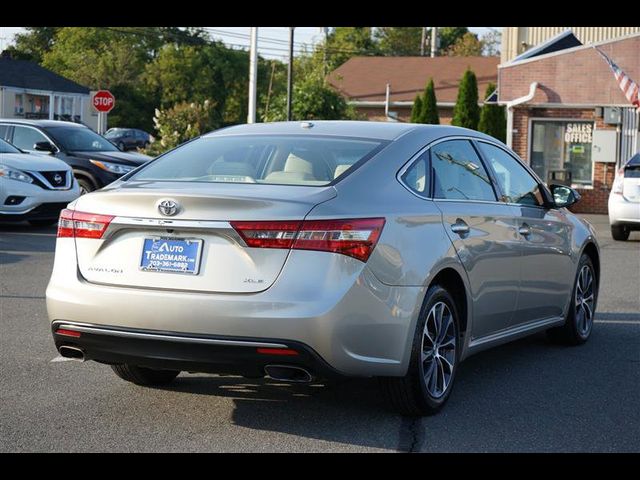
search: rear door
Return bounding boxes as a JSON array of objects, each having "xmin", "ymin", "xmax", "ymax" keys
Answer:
[
  {"xmin": 475, "ymin": 140, "xmax": 573, "ymax": 324},
  {"xmin": 430, "ymin": 139, "xmax": 521, "ymax": 339}
]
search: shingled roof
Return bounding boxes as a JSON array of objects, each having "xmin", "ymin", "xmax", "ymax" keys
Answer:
[
  {"xmin": 327, "ymin": 56, "xmax": 499, "ymax": 104},
  {"xmin": 0, "ymin": 57, "xmax": 90, "ymax": 95}
]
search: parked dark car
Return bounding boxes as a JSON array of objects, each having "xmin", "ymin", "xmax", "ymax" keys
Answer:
[
  {"xmin": 105, "ymin": 128, "xmax": 152, "ymax": 151},
  {"xmin": 0, "ymin": 120, "xmax": 151, "ymax": 194}
]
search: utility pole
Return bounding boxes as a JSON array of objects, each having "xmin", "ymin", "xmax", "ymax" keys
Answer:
[
  {"xmin": 287, "ymin": 27, "xmax": 295, "ymax": 121},
  {"xmin": 322, "ymin": 27, "xmax": 329, "ymax": 76},
  {"xmin": 247, "ymin": 27, "xmax": 258, "ymax": 124},
  {"xmin": 430, "ymin": 27, "xmax": 438, "ymax": 57},
  {"xmin": 420, "ymin": 27, "xmax": 426, "ymax": 56}
]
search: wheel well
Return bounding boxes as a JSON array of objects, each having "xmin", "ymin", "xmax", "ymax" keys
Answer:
[
  {"xmin": 430, "ymin": 268, "xmax": 468, "ymax": 341},
  {"xmin": 582, "ymin": 242, "xmax": 600, "ymax": 285},
  {"xmin": 72, "ymin": 170, "xmax": 98, "ymax": 190}
]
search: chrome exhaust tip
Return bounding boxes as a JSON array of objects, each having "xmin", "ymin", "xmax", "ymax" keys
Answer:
[
  {"xmin": 59, "ymin": 346, "xmax": 85, "ymax": 362},
  {"xmin": 264, "ymin": 365, "xmax": 313, "ymax": 383}
]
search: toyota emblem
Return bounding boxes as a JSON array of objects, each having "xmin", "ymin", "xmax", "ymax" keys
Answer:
[
  {"xmin": 53, "ymin": 173, "xmax": 63, "ymax": 184},
  {"xmin": 157, "ymin": 199, "xmax": 179, "ymax": 216}
]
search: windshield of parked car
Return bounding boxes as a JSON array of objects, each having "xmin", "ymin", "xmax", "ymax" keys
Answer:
[
  {"xmin": 0, "ymin": 138, "xmax": 22, "ymax": 154},
  {"xmin": 46, "ymin": 126, "xmax": 119, "ymax": 152},
  {"xmin": 129, "ymin": 135, "xmax": 384, "ymax": 186},
  {"xmin": 104, "ymin": 129, "xmax": 127, "ymax": 139}
]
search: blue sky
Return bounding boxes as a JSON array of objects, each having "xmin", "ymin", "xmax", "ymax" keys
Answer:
[{"xmin": 0, "ymin": 27, "xmax": 499, "ymax": 60}]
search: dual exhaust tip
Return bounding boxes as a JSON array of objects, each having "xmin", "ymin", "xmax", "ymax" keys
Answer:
[
  {"xmin": 57, "ymin": 348, "xmax": 314, "ymax": 383},
  {"xmin": 58, "ymin": 346, "xmax": 85, "ymax": 362},
  {"xmin": 264, "ymin": 365, "xmax": 313, "ymax": 383}
]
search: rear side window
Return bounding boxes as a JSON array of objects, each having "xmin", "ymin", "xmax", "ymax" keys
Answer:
[
  {"xmin": 0, "ymin": 125, "xmax": 8, "ymax": 141},
  {"xmin": 401, "ymin": 151, "xmax": 430, "ymax": 195},
  {"xmin": 130, "ymin": 135, "xmax": 383, "ymax": 186},
  {"xmin": 431, "ymin": 140, "xmax": 496, "ymax": 201}
]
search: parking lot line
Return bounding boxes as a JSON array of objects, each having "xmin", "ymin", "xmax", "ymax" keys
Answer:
[{"xmin": 594, "ymin": 320, "xmax": 640, "ymax": 325}]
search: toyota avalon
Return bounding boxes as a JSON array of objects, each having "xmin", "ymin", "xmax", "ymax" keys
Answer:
[{"xmin": 46, "ymin": 121, "xmax": 600, "ymax": 415}]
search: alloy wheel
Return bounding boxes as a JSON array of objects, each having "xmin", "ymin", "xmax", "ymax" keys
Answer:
[
  {"xmin": 421, "ymin": 301, "xmax": 456, "ymax": 398},
  {"xmin": 575, "ymin": 265, "xmax": 595, "ymax": 337}
]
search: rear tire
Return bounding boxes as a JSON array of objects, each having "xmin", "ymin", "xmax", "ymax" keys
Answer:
[
  {"xmin": 611, "ymin": 225, "xmax": 630, "ymax": 241},
  {"xmin": 379, "ymin": 285, "xmax": 460, "ymax": 416},
  {"xmin": 546, "ymin": 253, "xmax": 597, "ymax": 345},
  {"xmin": 111, "ymin": 364, "xmax": 180, "ymax": 386}
]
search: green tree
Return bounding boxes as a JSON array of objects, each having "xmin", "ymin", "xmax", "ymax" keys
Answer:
[
  {"xmin": 410, "ymin": 95, "xmax": 423, "ymax": 123},
  {"xmin": 375, "ymin": 27, "xmax": 423, "ymax": 56},
  {"xmin": 8, "ymin": 27, "xmax": 60, "ymax": 62},
  {"xmin": 420, "ymin": 78, "xmax": 440, "ymax": 124},
  {"xmin": 42, "ymin": 28, "xmax": 147, "ymax": 89},
  {"xmin": 452, "ymin": 68, "xmax": 480, "ymax": 130},
  {"xmin": 145, "ymin": 99, "xmax": 220, "ymax": 156},
  {"xmin": 323, "ymin": 27, "xmax": 377, "ymax": 69},
  {"xmin": 446, "ymin": 32, "xmax": 483, "ymax": 56},
  {"xmin": 263, "ymin": 53, "xmax": 359, "ymax": 122},
  {"xmin": 437, "ymin": 27, "xmax": 469, "ymax": 52},
  {"xmin": 478, "ymin": 83, "xmax": 506, "ymax": 142}
]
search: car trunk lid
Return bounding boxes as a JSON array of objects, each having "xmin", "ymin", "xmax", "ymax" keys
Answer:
[{"xmin": 72, "ymin": 181, "xmax": 336, "ymax": 293}]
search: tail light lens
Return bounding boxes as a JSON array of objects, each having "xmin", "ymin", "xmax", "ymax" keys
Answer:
[
  {"xmin": 57, "ymin": 209, "xmax": 115, "ymax": 239},
  {"xmin": 232, "ymin": 218, "xmax": 385, "ymax": 262},
  {"xmin": 612, "ymin": 168, "xmax": 625, "ymax": 195}
]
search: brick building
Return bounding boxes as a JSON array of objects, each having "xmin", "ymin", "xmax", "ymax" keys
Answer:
[
  {"xmin": 498, "ymin": 32, "xmax": 640, "ymax": 214},
  {"xmin": 327, "ymin": 56, "xmax": 499, "ymax": 123}
]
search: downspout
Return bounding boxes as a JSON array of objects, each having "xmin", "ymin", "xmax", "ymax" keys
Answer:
[
  {"xmin": 385, "ymin": 83, "xmax": 390, "ymax": 120},
  {"xmin": 505, "ymin": 82, "xmax": 538, "ymax": 148}
]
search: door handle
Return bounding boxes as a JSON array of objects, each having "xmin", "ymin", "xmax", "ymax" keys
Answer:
[
  {"xmin": 518, "ymin": 224, "xmax": 531, "ymax": 236},
  {"xmin": 450, "ymin": 220, "xmax": 470, "ymax": 235}
]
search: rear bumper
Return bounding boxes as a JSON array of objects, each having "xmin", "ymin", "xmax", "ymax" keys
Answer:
[
  {"xmin": 47, "ymin": 244, "xmax": 424, "ymax": 377},
  {"xmin": 52, "ymin": 321, "xmax": 343, "ymax": 379},
  {"xmin": 608, "ymin": 195, "xmax": 640, "ymax": 225}
]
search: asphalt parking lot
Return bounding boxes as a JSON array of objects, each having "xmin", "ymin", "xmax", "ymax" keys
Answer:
[{"xmin": 0, "ymin": 214, "xmax": 638, "ymax": 452}]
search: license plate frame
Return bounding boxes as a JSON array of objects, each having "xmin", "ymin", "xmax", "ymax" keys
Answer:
[{"xmin": 139, "ymin": 237, "xmax": 203, "ymax": 275}]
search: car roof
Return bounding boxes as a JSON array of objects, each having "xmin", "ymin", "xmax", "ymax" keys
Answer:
[
  {"xmin": 0, "ymin": 118, "xmax": 87, "ymax": 129},
  {"xmin": 204, "ymin": 120, "xmax": 495, "ymax": 142}
]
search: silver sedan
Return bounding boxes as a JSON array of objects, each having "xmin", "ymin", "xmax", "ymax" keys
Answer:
[{"xmin": 46, "ymin": 121, "xmax": 600, "ymax": 415}]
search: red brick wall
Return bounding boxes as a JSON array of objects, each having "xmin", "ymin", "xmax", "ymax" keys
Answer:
[
  {"xmin": 499, "ymin": 35, "xmax": 640, "ymax": 105},
  {"xmin": 512, "ymin": 107, "xmax": 616, "ymax": 214}
]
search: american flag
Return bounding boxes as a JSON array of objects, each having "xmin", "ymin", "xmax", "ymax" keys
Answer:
[{"xmin": 595, "ymin": 47, "xmax": 640, "ymax": 113}]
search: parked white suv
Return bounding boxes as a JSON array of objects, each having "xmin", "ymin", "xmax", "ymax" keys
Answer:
[
  {"xmin": 608, "ymin": 153, "xmax": 640, "ymax": 241},
  {"xmin": 0, "ymin": 138, "xmax": 80, "ymax": 226}
]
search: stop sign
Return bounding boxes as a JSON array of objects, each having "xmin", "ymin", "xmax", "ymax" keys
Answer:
[{"xmin": 92, "ymin": 90, "xmax": 115, "ymax": 113}]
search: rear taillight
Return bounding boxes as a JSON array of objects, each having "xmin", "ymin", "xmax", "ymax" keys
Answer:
[
  {"xmin": 57, "ymin": 209, "xmax": 115, "ymax": 239},
  {"xmin": 231, "ymin": 218, "xmax": 385, "ymax": 262},
  {"xmin": 612, "ymin": 168, "xmax": 625, "ymax": 195}
]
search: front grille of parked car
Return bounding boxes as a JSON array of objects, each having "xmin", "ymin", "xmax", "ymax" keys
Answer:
[
  {"xmin": 26, "ymin": 171, "xmax": 71, "ymax": 190},
  {"xmin": 41, "ymin": 171, "xmax": 68, "ymax": 187}
]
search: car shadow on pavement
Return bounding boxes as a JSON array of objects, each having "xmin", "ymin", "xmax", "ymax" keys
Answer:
[{"xmin": 151, "ymin": 327, "xmax": 636, "ymax": 452}]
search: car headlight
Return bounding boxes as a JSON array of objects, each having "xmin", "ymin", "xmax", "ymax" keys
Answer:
[
  {"xmin": 0, "ymin": 164, "xmax": 34, "ymax": 183},
  {"xmin": 90, "ymin": 160, "xmax": 135, "ymax": 175}
]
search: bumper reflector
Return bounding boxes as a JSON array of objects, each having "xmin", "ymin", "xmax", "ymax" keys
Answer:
[
  {"xmin": 256, "ymin": 348, "xmax": 299, "ymax": 356},
  {"xmin": 56, "ymin": 328, "xmax": 81, "ymax": 338}
]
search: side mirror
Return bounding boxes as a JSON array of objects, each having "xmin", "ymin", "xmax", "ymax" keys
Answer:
[
  {"xmin": 549, "ymin": 183, "xmax": 581, "ymax": 208},
  {"xmin": 34, "ymin": 141, "xmax": 56, "ymax": 154}
]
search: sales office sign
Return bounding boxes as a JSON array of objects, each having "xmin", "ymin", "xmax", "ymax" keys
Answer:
[{"xmin": 565, "ymin": 123, "xmax": 593, "ymax": 144}]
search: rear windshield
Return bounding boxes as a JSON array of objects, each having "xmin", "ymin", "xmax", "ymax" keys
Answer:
[
  {"xmin": 129, "ymin": 135, "xmax": 384, "ymax": 186},
  {"xmin": 624, "ymin": 164, "xmax": 640, "ymax": 178}
]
